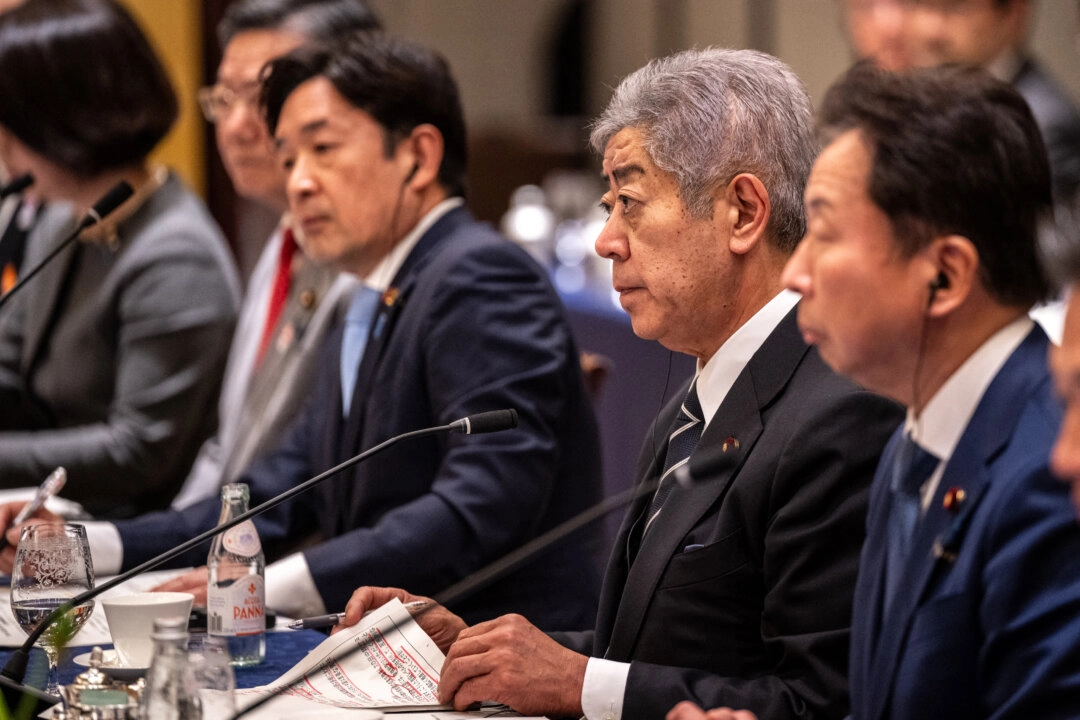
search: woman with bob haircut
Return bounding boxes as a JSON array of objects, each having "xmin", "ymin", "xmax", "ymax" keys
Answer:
[{"xmin": 0, "ymin": 0, "xmax": 240, "ymax": 519}]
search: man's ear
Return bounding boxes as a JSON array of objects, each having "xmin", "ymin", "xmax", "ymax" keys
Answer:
[
  {"xmin": 723, "ymin": 173, "xmax": 770, "ymax": 255},
  {"xmin": 924, "ymin": 235, "xmax": 979, "ymax": 318},
  {"xmin": 398, "ymin": 123, "xmax": 444, "ymax": 189}
]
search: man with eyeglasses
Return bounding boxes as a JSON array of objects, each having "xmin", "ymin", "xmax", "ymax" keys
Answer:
[{"xmin": 168, "ymin": 0, "xmax": 379, "ymax": 508}]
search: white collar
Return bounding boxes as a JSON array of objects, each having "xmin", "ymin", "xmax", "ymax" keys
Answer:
[
  {"xmin": 695, "ymin": 289, "xmax": 801, "ymax": 429},
  {"xmin": 905, "ymin": 315, "xmax": 1033, "ymax": 464},
  {"xmin": 361, "ymin": 197, "xmax": 464, "ymax": 292},
  {"xmin": 985, "ymin": 47, "xmax": 1024, "ymax": 84}
]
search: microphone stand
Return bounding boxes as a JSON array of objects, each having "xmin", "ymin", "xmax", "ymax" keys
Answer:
[{"xmin": 2, "ymin": 415, "xmax": 513, "ymax": 687}]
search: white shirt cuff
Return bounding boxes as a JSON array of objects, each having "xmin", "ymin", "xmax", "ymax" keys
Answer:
[
  {"xmin": 582, "ymin": 657, "xmax": 630, "ymax": 720},
  {"xmin": 83, "ymin": 522, "xmax": 123, "ymax": 576},
  {"xmin": 266, "ymin": 553, "xmax": 325, "ymax": 618}
]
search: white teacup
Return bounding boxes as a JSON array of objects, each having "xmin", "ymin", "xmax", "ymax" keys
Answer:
[{"xmin": 101, "ymin": 592, "xmax": 194, "ymax": 668}]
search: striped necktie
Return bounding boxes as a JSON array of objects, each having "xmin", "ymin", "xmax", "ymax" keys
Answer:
[{"xmin": 644, "ymin": 379, "xmax": 704, "ymax": 535}]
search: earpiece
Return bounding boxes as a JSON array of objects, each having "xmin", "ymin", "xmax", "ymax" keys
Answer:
[
  {"xmin": 929, "ymin": 272, "xmax": 949, "ymax": 293},
  {"xmin": 927, "ymin": 271, "xmax": 949, "ymax": 308},
  {"xmin": 404, "ymin": 163, "xmax": 419, "ymax": 184}
]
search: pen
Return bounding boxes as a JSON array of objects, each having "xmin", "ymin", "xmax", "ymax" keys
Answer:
[
  {"xmin": 288, "ymin": 600, "xmax": 429, "ymax": 630},
  {"xmin": 0, "ymin": 467, "xmax": 66, "ymax": 553}
]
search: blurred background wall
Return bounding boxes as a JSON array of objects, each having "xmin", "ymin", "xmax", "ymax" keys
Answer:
[{"xmin": 122, "ymin": 0, "xmax": 1079, "ymax": 255}]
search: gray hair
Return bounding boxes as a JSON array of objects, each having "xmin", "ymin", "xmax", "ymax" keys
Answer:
[{"xmin": 590, "ymin": 47, "xmax": 816, "ymax": 252}]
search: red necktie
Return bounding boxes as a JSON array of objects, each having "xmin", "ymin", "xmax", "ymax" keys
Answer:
[{"xmin": 255, "ymin": 228, "xmax": 298, "ymax": 366}]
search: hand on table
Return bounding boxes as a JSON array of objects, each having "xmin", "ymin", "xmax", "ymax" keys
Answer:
[
  {"xmin": 667, "ymin": 702, "xmax": 759, "ymax": 720},
  {"xmin": 0, "ymin": 502, "xmax": 63, "ymax": 573},
  {"xmin": 153, "ymin": 566, "xmax": 209, "ymax": 604},
  {"xmin": 341, "ymin": 586, "xmax": 467, "ymax": 653},
  {"xmin": 438, "ymin": 613, "xmax": 587, "ymax": 716}
]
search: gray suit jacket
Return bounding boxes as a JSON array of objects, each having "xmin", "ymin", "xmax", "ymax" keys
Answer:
[
  {"xmin": 0, "ymin": 173, "xmax": 240, "ymax": 518},
  {"xmin": 171, "ymin": 227, "xmax": 355, "ymax": 509}
]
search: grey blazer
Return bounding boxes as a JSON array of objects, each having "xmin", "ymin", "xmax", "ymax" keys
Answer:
[
  {"xmin": 171, "ymin": 226, "xmax": 356, "ymax": 509},
  {"xmin": 0, "ymin": 173, "xmax": 240, "ymax": 518}
]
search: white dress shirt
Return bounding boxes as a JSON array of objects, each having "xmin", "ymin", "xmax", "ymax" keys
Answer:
[
  {"xmin": 907, "ymin": 315, "xmax": 1033, "ymax": 512},
  {"xmin": 581, "ymin": 289, "xmax": 800, "ymax": 720}
]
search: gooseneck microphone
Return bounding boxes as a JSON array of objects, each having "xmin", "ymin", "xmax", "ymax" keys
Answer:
[
  {"xmin": 0, "ymin": 410, "xmax": 519, "ymax": 690},
  {"xmin": 0, "ymin": 173, "xmax": 33, "ymax": 200},
  {"xmin": 0, "ymin": 181, "xmax": 134, "ymax": 311}
]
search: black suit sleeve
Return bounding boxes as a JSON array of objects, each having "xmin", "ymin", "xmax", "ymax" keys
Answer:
[{"xmin": 622, "ymin": 388, "xmax": 900, "ymax": 720}]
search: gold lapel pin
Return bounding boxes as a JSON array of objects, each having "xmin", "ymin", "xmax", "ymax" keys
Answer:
[
  {"xmin": 722, "ymin": 436, "xmax": 740, "ymax": 453},
  {"xmin": 942, "ymin": 486, "xmax": 966, "ymax": 513},
  {"xmin": 382, "ymin": 287, "xmax": 399, "ymax": 307}
]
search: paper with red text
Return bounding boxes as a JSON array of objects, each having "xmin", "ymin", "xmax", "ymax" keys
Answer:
[{"xmin": 239, "ymin": 598, "xmax": 450, "ymax": 712}]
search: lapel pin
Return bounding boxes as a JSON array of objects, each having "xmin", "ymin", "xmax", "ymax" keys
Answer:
[
  {"xmin": 932, "ymin": 539, "xmax": 958, "ymax": 564},
  {"xmin": 382, "ymin": 287, "xmax": 399, "ymax": 307},
  {"xmin": 722, "ymin": 436, "xmax": 739, "ymax": 453},
  {"xmin": 299, "ymin": 289, "xmax": 316, "ymax": 309},
  {"xmin": 942, "ymin": 486, "xmax": 966, "ymax": 513}
]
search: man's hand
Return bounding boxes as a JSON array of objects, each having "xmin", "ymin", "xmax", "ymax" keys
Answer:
[
  {"xmin": 438, "ymin": 613, "xmax": 587, "ymax": 716},
  {"xmin": 153, "ymin": 566, "xmax": 209, "ymax": 604},
  {"xmin": 341, "ymin": 586, "xmax": 467, "ymax": 653},
  {"xmin": 0, "ymin": 502, "xmax": 63, "ymax": 573},
  {"xmin": 667, "ymin": 702, "xmax": 759, "ymax": 720}
]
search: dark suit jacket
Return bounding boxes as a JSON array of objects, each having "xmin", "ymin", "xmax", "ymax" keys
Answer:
[
  {"xmin": 554, "ymin": 309, "xmax": 903, "ymax": 720},
  {"xmin": 849, "ymin": 326, "xmax": 1080, "ymax": 720},
  {"xmin": 116, "ymin": 206, "xmax": 604, "ymax": 631},
  {"xmin": 1012, "ymin": 57, "xmax": 1080, "ymax": 202}
]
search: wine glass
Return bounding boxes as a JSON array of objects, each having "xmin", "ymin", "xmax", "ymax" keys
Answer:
[{"xmin": 9, "ymin": 523, "xmax": 96, "ymax": 696}]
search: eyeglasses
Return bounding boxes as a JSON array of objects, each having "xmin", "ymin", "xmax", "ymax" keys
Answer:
[{"xmin": 197, "ymin": 81, "xmax": 262, "ymax": 123}]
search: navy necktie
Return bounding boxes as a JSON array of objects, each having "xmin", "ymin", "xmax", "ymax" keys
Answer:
[
  {"xmin": 340, "ymin": 286, "xmax": 381, "ymax": 417},
  {"xmin": 883, "ymin": 434, "xmax": 939, "ymax": 615},
  {"xmin": 644, "ymin": 379, "xmax": 704, "ymax": 536}
]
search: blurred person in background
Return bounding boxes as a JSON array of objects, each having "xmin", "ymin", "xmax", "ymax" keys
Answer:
[
  {"xmin": 904, "ymin": 0, "xmax": 1080, "ymax": 203},
  {"xmin": 839, "ymin": 0, "xmax": 912, "ymax": 70},
  {"xmin": 169, "ymin": 0, "xmax": 379, "ymax": 509},
  {"xmin": 0, "ymin": 0, "xmax": 239, "ymax": 518}
]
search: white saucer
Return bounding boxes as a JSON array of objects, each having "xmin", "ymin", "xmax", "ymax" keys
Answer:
[{"xmin": 72, "ymin": 650, "xmax": 147, "ymax": 681}]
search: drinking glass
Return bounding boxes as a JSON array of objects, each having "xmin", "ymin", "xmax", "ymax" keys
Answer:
[
  {"xmin": 9, "ymin": 523, "xmax": 95, "ymax": 696},
  {"xmin": 187, "ymin": 634, "xmax": 236, "ymax": 719}
]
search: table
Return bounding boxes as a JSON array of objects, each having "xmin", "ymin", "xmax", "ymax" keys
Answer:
[{"xmin": 1, "ymin": 628, "xmax": 326, "ymax": 692}]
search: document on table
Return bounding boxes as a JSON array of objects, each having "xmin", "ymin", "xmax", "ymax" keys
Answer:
[
  {"xmin": 238, "ymin": 598, "xmax": 453, "ymax": 715},
  {"xmin": 0, "ymin": 568, "xmax": 191, "ymax": 647}
]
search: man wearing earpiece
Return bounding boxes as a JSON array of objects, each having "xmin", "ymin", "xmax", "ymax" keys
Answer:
[{"xmin": 776, "ymin": 62, "xmax": 1080, "ymax": 719}]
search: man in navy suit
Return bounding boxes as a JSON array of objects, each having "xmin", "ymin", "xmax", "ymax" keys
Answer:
[
  {"xmin": 777, "ymin": 63, "xmax": 1080, "ymax": 720},
  {"xmin": 342, "ymin": 48, "xmax": 902, "ymax": 720},
  {"xmin": 0, "ymin": 31, "xmax": 604, "ymax": 631},
  {"xmin": 673, "ymin": 58, "xmax": 1080, "ymax": 720}
]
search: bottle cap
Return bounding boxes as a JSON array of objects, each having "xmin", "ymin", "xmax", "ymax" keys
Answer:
[{"xmin": 150, "ymin": 616, "xmax": 189, "ymax": 641}]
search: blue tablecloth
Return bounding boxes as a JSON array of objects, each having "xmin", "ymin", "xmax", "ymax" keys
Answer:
[{"xmin": 3, "ymin": 628, "xmax": 326, "ymax": 692}]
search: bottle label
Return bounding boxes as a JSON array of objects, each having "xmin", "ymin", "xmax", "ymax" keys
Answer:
[
  {"xmin": 222, "ymin": 520, "xmax": 261, "ymax": 557},
  {"xmin": 208, "ymin": 574, "xmax": 265, "ymax": 636}
]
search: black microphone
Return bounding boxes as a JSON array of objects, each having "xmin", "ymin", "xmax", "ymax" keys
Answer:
[
  {"xmin": 0, "ymin": 180, "xmax": 133, "ymax": 311},
  {"xmin": 0, "ymin": 173, "xmax": 33, "ymax": 200},
  {"xmin": 449, "ymin": 408, "xmax": 518, "ymax": 435},
  {"xmin": 0, "ymin": 410, "xmax": 519, "ymax": 689}
]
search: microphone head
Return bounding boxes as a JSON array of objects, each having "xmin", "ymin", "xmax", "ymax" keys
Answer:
[
  {"xmin": 451, "ymin": 409, "xmax": 519, "ymax": 435},
  {"xmin": 0, "ymin": 173, "xmax": 33, "ymax": 199},
  {"xmin": 83, "ymin": 181, "xmax": 134, "ymax": 226}
]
